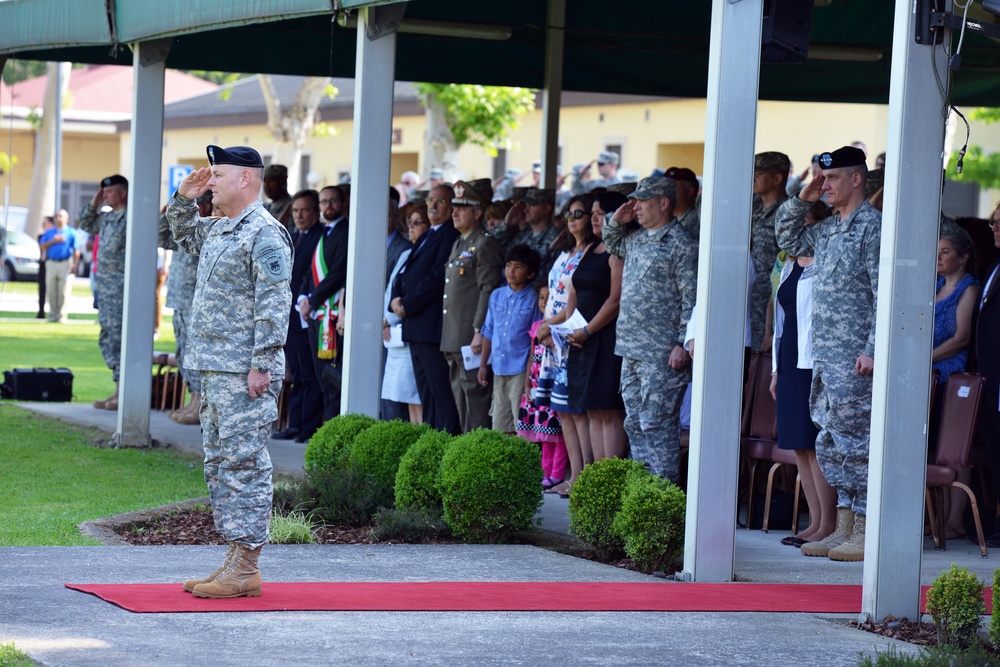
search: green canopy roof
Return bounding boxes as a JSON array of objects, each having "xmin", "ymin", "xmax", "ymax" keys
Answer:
[{"xmin": 1, "ymin": 1, "xmax": 999, "ymax": 104}]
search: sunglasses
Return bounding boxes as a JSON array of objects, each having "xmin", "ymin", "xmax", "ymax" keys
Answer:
[
  {"xmin": 563, "ymin": 210, "xmax": 588, "ymax": 220},
  {"xmin": 408, "ymin": 220, "xmax": 429, "ymax": 228}
]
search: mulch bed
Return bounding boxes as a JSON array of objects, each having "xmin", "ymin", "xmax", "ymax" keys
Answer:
[
  {"xmin": 114, "ymin": 508, "xmax": 375, "ymax": 546},
  {"xmin": 851, "ymin": 615, "xmax": 940, "ymax": 647}
]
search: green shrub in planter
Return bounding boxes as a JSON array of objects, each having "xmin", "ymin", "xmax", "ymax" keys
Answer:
[
  {"xmin": 568, "ymin": 458, "xmax": 648, "ymax": 558},
  {"xmin": 395, "ymin": 429, "xmax": 454, "ymax": 512},
  {"xmin": 304, "ymin": 413, "xmax": 377, "ymax": 472},
  {"xmin": 611, "ymin": 471, "xmax": 686, "ymax": 573},
  {"xmin": 370, "ymin": 507, "xmax": 451, "ymax": 543},
  {"xmin": 300, "ymin": 462, "xmax": 384, "ymax": 527},
  {"xmin": 348, "ymin": 419, "xmax": 429, "ymax": 491},
  {"xmin": 438, "ymin": 429, "xmax": 542, "ymax": 543},
  {"xmin": 991, "ymin": 568, "xmax": 1000, "ymax": 651},
  {"xmin": 926, "ymin": 564, "xmax": 985, "ymax": 648}
]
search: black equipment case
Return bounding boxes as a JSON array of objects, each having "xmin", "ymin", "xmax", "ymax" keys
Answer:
[{"xmin": 1, "ymin": 368, "xmax": 74, "ymax": 402}]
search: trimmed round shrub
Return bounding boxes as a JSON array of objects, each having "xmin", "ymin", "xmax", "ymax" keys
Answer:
[
  {"xmin": 348, "ymin": 419, "xmax": 430, "ymax": 491},
  {"xmin": 395, "ymin": 429, "xmax": 454, "ymax": 512},
  {"xmin": 304, "ymin": 413, "xmax": 377, "ymax": 471},
  {"xmin": 568, "ymin": 458, "xmax": 648, "ymax": 558},
  {"xmin": 612, "ymin": 471, "xmax": 686, "ymax": 573},
  {"xmin": 438, "ymin": 430, "xmax": 542, "ymax": 543}
]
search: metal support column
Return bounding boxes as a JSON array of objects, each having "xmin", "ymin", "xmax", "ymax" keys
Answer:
[
  {"xmin": 681, "ymin": 0, "xmax": 762, "ymax": 582},
  {"xmin": 540, "ymin": 0, "xmax": 565, "ymax": 190},
  {"xmin": 862, "ymin": 0, "xmax": 949, "ymax": 620},
  {"xmin": 116, "ymin": 38, "xmax": 171, "ymax": 446},
  {"xmin": 341, "ymin": 4, "xmax": 405, "ymax": 416}
]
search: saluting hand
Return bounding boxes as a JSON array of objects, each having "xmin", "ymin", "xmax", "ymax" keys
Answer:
[
  {"xmin": 798, "ymin": 174, "xmax": 825, "ymax": 203},
  {"xmin": 613, "ymin": 200, "xmax": 638, "ymax": 224},
  {"xmin": 178, "ymin": 167, "xmax": 212, "ymax": 199}
]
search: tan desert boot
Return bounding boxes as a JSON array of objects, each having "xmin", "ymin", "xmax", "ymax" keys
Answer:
[
  {"xmin": 828, "ymin": 513, "xmax": 866, "ymax": 562},
  {"xmin": 172, "ymin": 392, "xmax": 202, "ymax": 425},
  {"xmin": 182, "ymin": 542, "xmax": 237, "ymax": 593},
  {"xmin": 93, "ymin": 382, "xmax": 119, "ymax": 410},
  {"xmin": 800, "ymin": 507, "xmax": 854, "ymax": 557},
  {"xmin": 192, "ymin": 544, "xmax": 262, "ymax": 598}
]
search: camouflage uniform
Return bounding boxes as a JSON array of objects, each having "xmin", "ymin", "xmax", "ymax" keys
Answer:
[
  {"xmin": 489, "ymin": 222, "xmax": 561, "ymax": 289},
  {"xmin": 675, "ymin": 205, "xmax": 701, "ymax": 241},
  {"xmin": 167, "ymin": 193, "xmax": 292, "ymax": 548},
  {"xmin": 775, "ymin": 196, "xmax": 880, "ymax": 515},
  {"xmin": 603, "ymin": 210, "xmax": 698, "ymax": 483},
  {"xmin": 78, "ymin": 203, "xmax": 127, "ymax": 381},
  {"xmin": 749, "ymin": 194, "xmax": 786, "ymax": 351},
  {"xmin": 265, "ymin": 196, "xmax": 293, "ymax": 234},
  {"xmin": 158, "ymin": 214, "xmax": 201, "ymax": 394},
  {"xmin": 572, "ymin": 171, "xmax": 624, "ymax": 195}
]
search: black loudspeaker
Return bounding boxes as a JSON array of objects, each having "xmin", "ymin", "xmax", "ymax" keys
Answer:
[{"xmin": 761, "ymin": 0, "xmax": 815, "ymax": 64}]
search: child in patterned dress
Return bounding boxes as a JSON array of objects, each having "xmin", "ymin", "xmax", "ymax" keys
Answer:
[{"xmin": 516, "ymin": 286, "xmax": 567, "ymax": 488}]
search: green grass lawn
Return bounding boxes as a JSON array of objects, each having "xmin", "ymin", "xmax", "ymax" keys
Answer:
[
  {"xmin": 0, "ymin": 313, "xmax": 175, "ymax": 404},
  {"xmin": 0, "ymin": 278, "xmax": 95, "ymax": 299},
  {"xmin": 0, "ymin": 405, "xmax": 207, "ymax": 546}
]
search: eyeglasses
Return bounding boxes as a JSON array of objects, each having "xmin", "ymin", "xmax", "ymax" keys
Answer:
[
  {"xmin": 989, "ymin": 219, "xmax": 1000, "ymax": 230},
  {"xmin": 563, "ymin": 210, "xmax": 588, "ymax": 220},
  {"xmin": 425, "ymin": 197, "xmax": 450, "ymax": 206},
  {"xmin": 319, "ymin": 199, "xmax": 340, "ymax": 205},
  {"xmin": 407, "ymin": 220, "xmax": 429, "ymax": 228}
]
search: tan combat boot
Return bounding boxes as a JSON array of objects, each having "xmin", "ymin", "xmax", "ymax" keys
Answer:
[
  {"xmin": 173, "ymin": 392, "xmax": 201, "ymax": 425},
  {"xmin": 192, "ymin": 543, "xmax": 263, "ymax": 598},
  {"xmin": 93, "ymin": 382, "xmax": 119, "ymax": 410},
  {"xmin": 828, "ymin": 513, "xmax": 866, "ymax": 562},
  {"xmin": 800, "ymin": 507, "xmax": 854, "ymax": 557},
  {"xmin": 182, "ymin": 542, "xmax": 237, "ymax": 593}
]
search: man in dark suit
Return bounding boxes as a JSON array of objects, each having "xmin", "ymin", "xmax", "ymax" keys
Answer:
[
  {"xmin": 978, "ymin": 206, "xmax": 1000, "ymax": 546},
  {"xmin": 298, "ymin": 184, "xmax": 349, "ymax": 421},
  {"xmin": 274, "ymin": 190, "xmax": 324, "ymax": 442},
  {"xmin": 390, "ymin": 183, "xmax": 461, "ymax": 434}
]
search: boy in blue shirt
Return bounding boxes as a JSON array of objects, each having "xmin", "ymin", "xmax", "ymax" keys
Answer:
[{"xmin": 479, "ymin": 244, "xmax": 543, "ymax": 434}]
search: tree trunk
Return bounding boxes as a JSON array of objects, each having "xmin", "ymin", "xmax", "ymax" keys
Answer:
[
  {"xmin": 423, "ymin": 92, "xmax": 460, "ymax": 183},
  {"xmin": 25, "ymin": 61, "xmax": 70, "ymax": 238},
  {"xmin": 259, "ymin": 75, "xmax": 331, "ymax": 192}
]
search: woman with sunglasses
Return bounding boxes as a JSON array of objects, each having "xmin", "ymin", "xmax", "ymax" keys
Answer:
[{"xmin": 537, "ymin": 194, "xmax": 597, "ymax": 497}]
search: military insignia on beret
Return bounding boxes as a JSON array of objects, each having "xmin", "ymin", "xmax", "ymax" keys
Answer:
[
  {"xmin": 454, "ymin": 183, "xmax": 466, "ymax": 199},
  {"xmin": 208, "ymin": 146, "xmax": 216, "ymax": 162},
  {"xmin": 820, "ymin": 153, "xmax": 833, "ymax": 168}
]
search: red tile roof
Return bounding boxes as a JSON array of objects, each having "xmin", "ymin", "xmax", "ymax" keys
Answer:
[{"xmin": 1, "ymin": 64, "xmax": 217, "ymax": 112}]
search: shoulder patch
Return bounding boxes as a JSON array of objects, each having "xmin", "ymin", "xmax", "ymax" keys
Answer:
[{"xmin": 253, "ymin": 238, "xmax": 290, "ymax": 284}]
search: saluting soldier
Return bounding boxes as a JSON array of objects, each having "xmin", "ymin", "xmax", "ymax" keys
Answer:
[
  {"xmin": 168, "ymin": 145, "xmax": 293, "ymax": 598},
  {"xmin": 603, "ymin": 175, "xmax": 698, "ymax": 484},
  {"xmin": 775, "ymin": 146, "xmax": 880, "ymax": 562},
  {"xmin": 440, "ymin": 178, "xmax": 505, "ymax": 433},
  {"xmin": 79, "ymin": 174, "xmax": 129, "ymax": 410}
]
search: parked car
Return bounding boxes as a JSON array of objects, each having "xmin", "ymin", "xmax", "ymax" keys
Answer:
[
  {"xmin": 1, "ymin": 228, "xmax": 41, "ymax": 282},
  {"xmin": 0, "ymin": 205, "xmax": 28, "ymax": 233}
]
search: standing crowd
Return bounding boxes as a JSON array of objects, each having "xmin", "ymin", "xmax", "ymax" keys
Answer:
[{"xmin": 67, "ymin": 138, "xmax": 999, "ymax": 597}]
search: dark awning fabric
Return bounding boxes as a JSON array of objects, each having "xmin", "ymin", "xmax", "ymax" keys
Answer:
[{"xmin": 1, "ymin": 1, "xmax": 999, "ymax": 105}]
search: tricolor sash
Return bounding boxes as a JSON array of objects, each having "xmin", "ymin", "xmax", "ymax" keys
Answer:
[{"xmin": 311, "ymin": 233, "xmax": 341, "ymax": 360}]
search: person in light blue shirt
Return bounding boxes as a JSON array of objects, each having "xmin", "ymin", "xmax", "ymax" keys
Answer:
[{"xmin": 479, "ymin": 244, "xmax": 542, "ymax": 434}]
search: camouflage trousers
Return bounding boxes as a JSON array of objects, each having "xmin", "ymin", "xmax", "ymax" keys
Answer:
[
  {"xmin": 810, "ymin": 361, "xmax": 873, "ymax": 515},
  {"xmin": 172, "ymin": 307, "xmax": 201, "ymax": 394},
  {"xmin": 95, "ymin": 273, "xmax": 124, "ymax": 381},
  {"xmin": 200, "ymin": 370, "xmax": 278, "ymax": 548},
  {"xmin": 620, "ymin": 357, "xmax": 687, "ymax": 483}
]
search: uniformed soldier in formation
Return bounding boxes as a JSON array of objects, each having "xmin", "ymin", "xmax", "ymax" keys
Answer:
[
  {"xmin": 572, "ymin": 150, "xmax": 624, "ymax": 194},
  {"xmin": 603, "ymin": 175, "xmax": 698, "ymax": 483},
  {"xmin": 168, "ymin": 145, "xmax": 293, "ymax": 598},
  {"xmin": 79, "ymin": 174, "xmax": 129, "ymax": 410},
  {"xmin": 440, "ymin": 178, "xmax": 505, "ymax": 432},
  {"xmin": 156, "ymin": 191, "xmax": 210, "ymax": 424},
  {"xmin": 749, "ymin": 151, "xmax": 790, "ymax": 352},
  {"xmin": 664, "ymin": 167, "xmax": 701, "ymax": 241},
  {"xmin": 775, "ymin": 146, "xmax": 880, "ymax": 562}
]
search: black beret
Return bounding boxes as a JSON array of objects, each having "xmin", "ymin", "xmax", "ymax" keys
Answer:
[
  {"xmin": 818, "ymin": 147, "xmax": 867, "ymax": 170},
  {"xmin": 206, "ymin": 145, "xmax": 264, "ymax": 169},
  {"xmin": 101, "ymin": 174, "xmax": 128, "ymax": 188}
]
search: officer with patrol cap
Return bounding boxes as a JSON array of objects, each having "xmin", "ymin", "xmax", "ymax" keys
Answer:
[
  {"xmin": 168, "ymin": 144, "xmax": 293, "ymax": 598},
  {"xmin": 573, "ymin": 150, "xmax": 623, "ymax": 193},
  {"xmin": 441, "ymin": 178, "xmax": 505, "ymax": 432}
]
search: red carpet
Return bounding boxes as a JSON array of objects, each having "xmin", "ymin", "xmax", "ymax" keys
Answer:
[{"xmin": 65, "ymin": 582, "xmax": 990, "ymax": 614}]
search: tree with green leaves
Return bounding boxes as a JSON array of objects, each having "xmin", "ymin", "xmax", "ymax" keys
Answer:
[
  {"xmin": 417, "ymin": 83, "xmax": 535, "ymax": 182},
  {"xmin": 947, "ymin": 108, "xmax": 1000, "ymax": 190}
]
